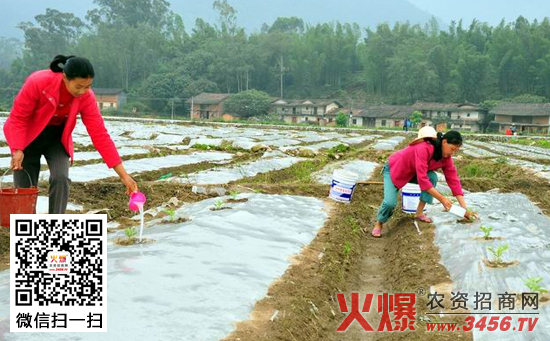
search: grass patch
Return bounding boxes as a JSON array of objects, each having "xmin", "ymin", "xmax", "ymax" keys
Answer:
[
  {"xmin": 457, "ymin": 158, "xmax": 524, "ymax": 179},
  {"xmin": 456, "ymin": 157, "xmax": 550, "ymax": 216},
  {"xmin": 509, "ymin": 138, "xmax": 550, "ymax": 149},
  {"xmin": 192, "ymin": 142, "xmax": 248, "ymax": 153}
]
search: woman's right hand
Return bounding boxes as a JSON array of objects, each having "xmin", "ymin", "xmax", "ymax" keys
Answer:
[
  {"xmin": 11, "ymin": 150, "xmax": 24, "ymax": 170},
  {"xmin": 440, "ymin": 197, "xmax": 452, "ymax": 211}
]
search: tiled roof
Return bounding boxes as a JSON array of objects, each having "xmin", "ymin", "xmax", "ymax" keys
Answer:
[
  {"xmin": 491, "ymin": 102, "xmax": 550, "ymax": 117},
  {"xmin": 187, "ymin": 93, "xmax": 231, "ymax": 104}
]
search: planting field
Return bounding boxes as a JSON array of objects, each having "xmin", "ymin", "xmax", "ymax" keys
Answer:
[{"xmin": 0, "ymin": 116, "xmax": 549, "ymax": 340}]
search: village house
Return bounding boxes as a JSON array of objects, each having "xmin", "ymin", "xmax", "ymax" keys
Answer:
[
  {"xmin": 343, "ymin": 105, "xmax": 412, "ymax": 128},
  {"xmin": 94, "ymin": 88, "xmax": 127, "ymax": 111},
  {"xmin": 187, "ymin": 93, "xmax": 232, "ymax": 120},
  {"xmin": 412, "ymin": 102, "xmax": 485, "ymax": 132},
  {"xmin": 273, "ymin": 99, "xmax": 343, "ymax": 125},
  {"xmin": 186, "ymin": 93, "xmax": 492, "ymax": 132},
  {"xmin": 491, "ymin": 103, "xmax": 550, "ymax": 135}
]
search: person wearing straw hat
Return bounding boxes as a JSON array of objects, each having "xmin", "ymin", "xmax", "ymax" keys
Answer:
[
  {"xmin": 371, "ymin": 126, "xmax": 475, "ymax": 238},
  {"xmin": 3, "ymin": 55, "xmax": 138, "ymax": 214}
]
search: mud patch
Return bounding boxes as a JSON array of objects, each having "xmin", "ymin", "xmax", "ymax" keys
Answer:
[
  {"xmin": 472, "ymin": 236, "xmax": 506, "ymax": 242},
  {"xmin": 376, "ymin": 214, "xmax": 471, "ymax": 341},
  {"xmin": 226, "ymin": 198, "xmax": 249, "ymax": 204},
  {"xmin": 157, "ymin": 217, "xmax": 189, "ymax": 225},
  {"xmin": 210, "ymin": 206, "xmax": 232, "ymax": 212},
  {"xmin": 481, "ymin": 258, "xmax": 520, "ymax": 268},
  {"xmin": 69, "ymin": 181, "xmax": 212, "ymax": 220},
  {"xmin": 114, "ymin": 237, "xmax": 156, "ymax": 246},
  {"xmin": 73, "ymin": 142, "xmax": 97, "ymax": 152}
]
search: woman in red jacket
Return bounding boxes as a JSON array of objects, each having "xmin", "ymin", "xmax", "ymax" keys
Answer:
[
  {"xmin": 371, "ymin": 127, "xmax": 475, "ymax": 238},
  {"xmin": 3, "ymin": 55, "xmax": 138, "ymax": 213}
]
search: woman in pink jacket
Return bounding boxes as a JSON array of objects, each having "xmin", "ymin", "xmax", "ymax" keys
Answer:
[
  {"xmin": 3, "ymin": 55, "xmax": 138, "ymax": 213},
  {"xmin": 371, "ymin": 127, "xmax": 475, "ymax": 238}
]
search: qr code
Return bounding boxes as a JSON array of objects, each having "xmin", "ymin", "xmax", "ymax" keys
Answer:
[{"xmin": 10, "ymin": 214, "xmax": 107, "ymax": 333}]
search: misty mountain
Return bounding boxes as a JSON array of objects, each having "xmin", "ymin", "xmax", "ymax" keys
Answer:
[
  {"xmin": 409, "ymin": 0, "xmax": 550, "ymax": 27},
  {"xmin": 1, "ymin": 0, "xmax": 441, "ymax": 40}
]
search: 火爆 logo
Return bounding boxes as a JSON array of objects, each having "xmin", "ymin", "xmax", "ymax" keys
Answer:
[{"xmin": 47, "ymin": 252, "xmax": 71, "ymax": 274}]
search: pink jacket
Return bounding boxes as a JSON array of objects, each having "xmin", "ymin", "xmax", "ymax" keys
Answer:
[
  {"xmin": 388, "ymin": 141, "xmax": 464, "ymax": 196},
  {"xmin": 3, "ymin": 70, "xmax": 121, "ymax": 168}
]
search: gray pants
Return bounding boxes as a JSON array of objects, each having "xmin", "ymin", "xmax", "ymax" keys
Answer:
[{"xmin": 14, "ymin": 125, "xmax": 71, "ymax": 214}]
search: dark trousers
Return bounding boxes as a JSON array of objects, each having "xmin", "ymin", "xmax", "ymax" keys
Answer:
[{"xmin": 14, "ymin": 125, "xmax": 71, "ymax": 214}]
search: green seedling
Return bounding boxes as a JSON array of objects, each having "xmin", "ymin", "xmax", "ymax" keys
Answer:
[
  {"xmin": 213, "ymin": 200, "xmax": 225, "ymax": 210},
  {"xmin": 523, "ymin": 277, "xmax": 548, "ymax": 294},
  {"xmin": 346, "ymin": 216, "xmax": 361, "ymax": 236},
  {"xmin": 480, "ymin": 225, "xmax": 493, "ymax": 240},
  {"xmin": 495, "ymin": 156, "xmax": 508, "ymax": 164},
  {"xmin": 164, "ymin": 208, "xmax": 176, "ymax": 221},
  {"xmin": 343, "ymin": 241, "xmax": 352, "ymax": 256},
  {"xmin": 329, "ymin": 144, "xmax": 350, "ymax": 154},
  {"xmin": 125, "ymin": 227, "xmax": 137, "ymax": 240},
  {"xmin": 467, "ymin": 208, "xmax": 478, "ymax": 222},
  {"xmin": 192, "ymin": 143, "xmax": 212, "ymax": 150},
  {"xmin": 229, "ymin": 190, "xmax": 240, "ymax": 200},
  {"xmin": 487, "ymin": 243, "xmax": 509, "ymax": 264}
]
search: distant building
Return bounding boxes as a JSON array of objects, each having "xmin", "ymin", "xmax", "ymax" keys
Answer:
[
  {"xmin": 272, "ymin": 99, "xmax": 343, "ymax": 125},
  {"xmin": 94, "ymin": 88, "xmax": 127, "ymax": 111},
  {"xmin": 187, "ymin": 93, "xmax": 231, "ymax": 120},
  {"xmin": 341, "ymin": 105, "xmax": 412, "ymax": 128},
  {"xmin": 412, "ymin": 102, "xmax": 485, "ymax": 132},
  {"xmin": 491, "ymin": 103, "xmax": 550, "ymax": 134}
]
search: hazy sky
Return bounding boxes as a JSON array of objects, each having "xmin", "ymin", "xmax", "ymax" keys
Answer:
[
  {"xmin": 409, "ymin": 0, "xmax": 550, "ymax": 25},
  {"xmin": 2, "ymin": 0, "xmax": 550, "ymax": 40}
]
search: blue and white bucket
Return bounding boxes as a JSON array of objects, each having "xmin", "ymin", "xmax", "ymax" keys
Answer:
[
  {"xmin": 329, "ymin": 170, "xmax": 359, "ymax": 203},
  {"xmin": 401, "ymin": 183, "xmax": 423, "ymax": 213}
]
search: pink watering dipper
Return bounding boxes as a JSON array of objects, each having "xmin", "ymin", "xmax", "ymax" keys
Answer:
[{"xmin": 128, "ymin": 192, "xmax": 146, "ymax": 211}]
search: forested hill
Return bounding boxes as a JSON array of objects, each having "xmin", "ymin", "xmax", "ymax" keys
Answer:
[{"xmin": 1, "ymin": 0, "xmax": 439, "ymax": 39}]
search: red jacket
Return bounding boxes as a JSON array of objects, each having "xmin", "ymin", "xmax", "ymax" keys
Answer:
[
  {"xmin": 388, "ymin": 141, "xmax": 464, "ymax": 196},
  {"xmin": 3, "ymin": 70, "xmax": 121, "ymax": 168}
]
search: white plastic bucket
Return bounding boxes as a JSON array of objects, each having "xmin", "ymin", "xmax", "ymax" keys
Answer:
[
  {"xmin": 329, "ymin": 170, "xmax": 359, "ymax": 203},
  {"xmin": 401, "ymin": 183, "xmax": 423, "ymax": 213}
]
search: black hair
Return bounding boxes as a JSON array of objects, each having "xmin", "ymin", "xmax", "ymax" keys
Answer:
[
  {"xmin": 427, "ymin": 130, "xmax": 463, "ymax": 161},
  {"xmin": 49, "ymin": 55, "xmax": 95, "ymax": 79}
]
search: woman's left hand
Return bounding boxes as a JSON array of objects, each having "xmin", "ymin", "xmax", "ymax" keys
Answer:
[{"xmin": 121, "ymin": 175, "xmax": 138, "ymax": 195}]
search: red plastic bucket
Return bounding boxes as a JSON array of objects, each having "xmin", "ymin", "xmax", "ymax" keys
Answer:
[{"xmin": 0, "ymin": 169, "xmax": 39, "ymax": 228}]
